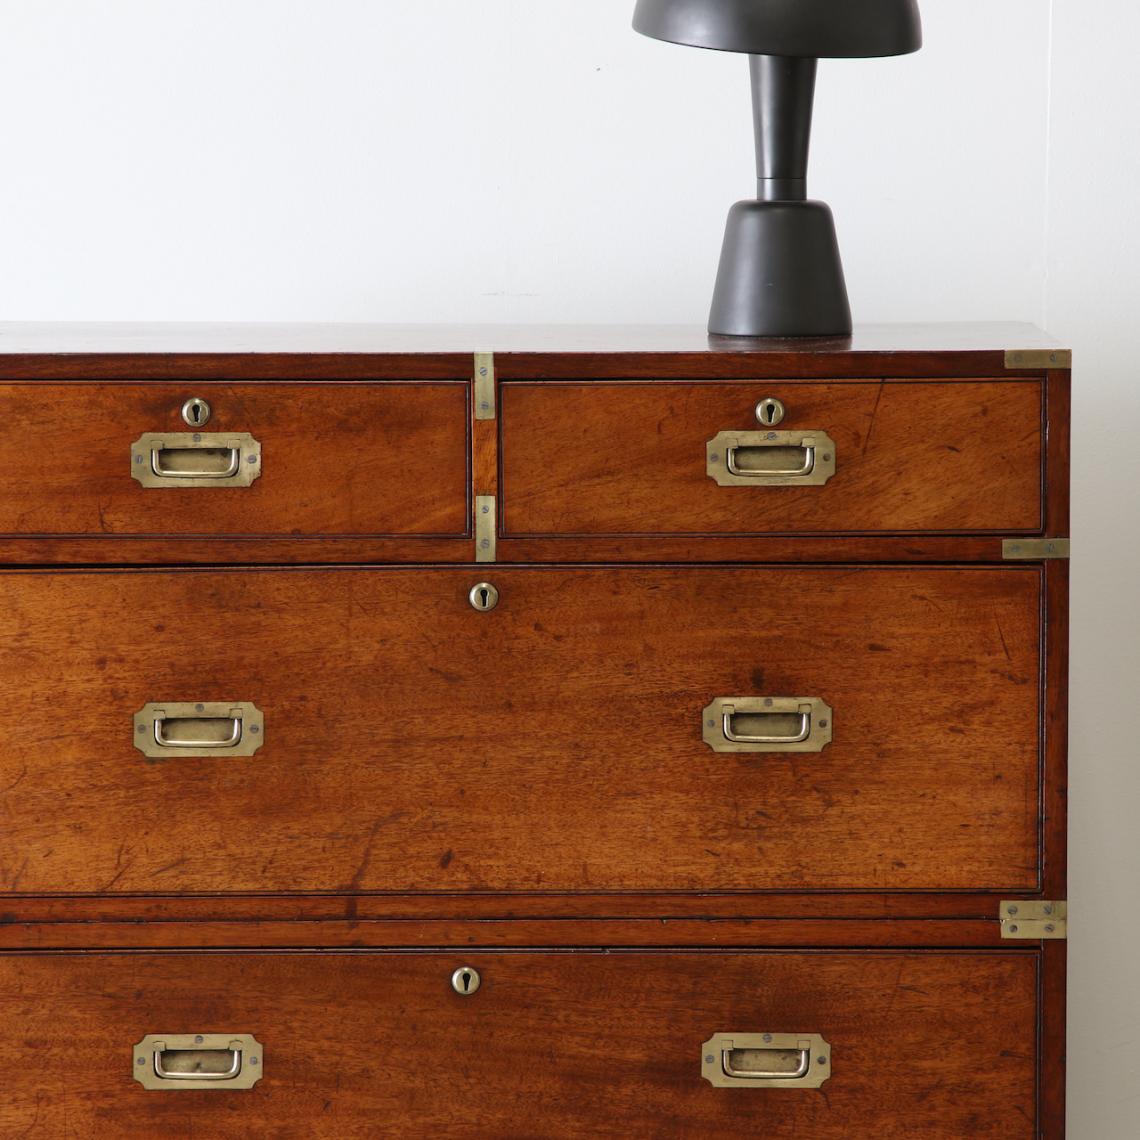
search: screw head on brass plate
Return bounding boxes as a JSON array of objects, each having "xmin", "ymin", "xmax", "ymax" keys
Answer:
[
  {"xmin": 180, "ymin": 397, "xmax": 212, "ymax": 427},
  {"xmin": 451, "ymin": 966, "xmax": 481, "ymax": 995},
  {"xmin": 468, "ymin": 583, "xmax": 500, "ymax": 612},
  {"xmin": 755, "ymin": 397, "xmax": 786, "ymax": 427}
]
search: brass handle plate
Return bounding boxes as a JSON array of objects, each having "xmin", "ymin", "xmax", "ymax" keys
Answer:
[
  {"xmin": 706, "ymin": 430, "xmax": 836, "ymax": 487},
  {"xmin": 133, "ymin": 1034, "xmax": 263, "ymax": 1091},
  {"xmin": 134, "ymin": 702, "xmax": 265, "ymax": 758},
  {"xmin": 701, "ymin": 1033, "xmax": 831, "ymax": 1090},
  {"xmin": 703, "ymin": 697, "xmax": 832, "ymax": 754},
  {"xmin": 131, "ymin": 432, "xmax": 261, "ymax": 488}
]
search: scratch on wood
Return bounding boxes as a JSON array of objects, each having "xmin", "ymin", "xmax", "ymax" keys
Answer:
[
  {"xmin": 862, "ymin": 381, "xmax": 886, "ymax": 457},
  {"xmin": 9, "ymin": 857, "xmax": 29, "ymax": 891},
  {"xmin": 0, "ymin": 764, "xmax": 28, "ymax": 795},
  {"xmin": 882, "ymin": 957, "xmax": 908, "ymax": 1018},
  {"xmin": 993, "ymin": 607, "xmax": 1013, "ymax": 662},
  {"xmin": 345, "ymin": 811, "xmax": 408, "ymax": 919},
  {"xmin": 100, "ymin": 860, "xmax": 135, "ymax": 892}
]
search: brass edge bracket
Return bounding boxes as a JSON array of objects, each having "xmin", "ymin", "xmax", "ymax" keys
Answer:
[
  {"xmin": 474, "ymin": 352, "xmax": 496, "ymax": 420},
  {"xmin": 1004, "ymin": 348, "xmax": 1072, "ymax": 370},
  {"xmin": 1003, "ymin": 539, "xmax": 1070, "ymax": 560},
  {"xmin": 476, "ymin": 495, "xmax": 496, "ymax": 563},
  {"xmin": 1000, "ymin": 901, "xmax": 1067, "ymax": 940}
]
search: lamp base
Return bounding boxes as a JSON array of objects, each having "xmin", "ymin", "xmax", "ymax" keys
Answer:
[{"xmin": 709, "ymin": 199, "xmax": 853, "ymax": 337}]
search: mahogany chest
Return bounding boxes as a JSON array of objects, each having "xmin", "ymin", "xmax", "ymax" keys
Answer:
[{"xmin": 0, "ymin": 322, "xmax": 1069, "ymax": 1137}]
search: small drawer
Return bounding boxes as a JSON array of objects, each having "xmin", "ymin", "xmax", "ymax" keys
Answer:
[
  {"xmin": 0, "ymin": 949, "xmax": 1039, "ymax": 1137},
  {"xmin": 0, "ymin": 382, "xmax": 469, "ymax": 539},
  {"xmin": 500, "ymin": 379, "xmax": 1044, "ymax": 536},
  {"xmin": 0, "ymin": 565, "xmax": 1041, "ymax": 896}
]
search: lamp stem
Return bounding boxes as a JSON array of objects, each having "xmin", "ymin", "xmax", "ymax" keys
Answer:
[{"xmin": 750, "ymin": 54, "xmax": 818, "ymax": 202}]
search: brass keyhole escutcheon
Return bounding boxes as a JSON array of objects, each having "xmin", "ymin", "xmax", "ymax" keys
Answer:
[
  {"xmin": 755, "ymin": 398, "xmax": 786, "ymax": 427},
  {"xmin": 451, "ymin": 966, "xmax": 481, "ymax": 996},
  {"xmin": 468, "ymin": 582, "xmax": 500, "ymax": 612},
  {"xmin": 181, "ymin": 397, "xmax": 213, "ymax": 427}
]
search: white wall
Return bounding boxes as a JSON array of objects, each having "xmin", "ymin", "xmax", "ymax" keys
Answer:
[
  {"xmin": 1048, "ymin": 3, "xmax": 1140, "ymax": 1137},
  {"xmin": 0, "ymin": 0, "xmax": 1049, "ymax": 324},
  {"xmin": 0, "ymin": 2, "xmax": 1134, "ymax": 1135}
]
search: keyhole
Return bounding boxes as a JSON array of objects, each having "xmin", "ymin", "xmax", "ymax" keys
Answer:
[
  {"xmin": 755, "ymin": 398, "xmax": 786, "ymax": 427},
  {"xmin": 468, "ymin": 582, "xmax": 500, "ymax": 612},
  {"xmin": 451, "ymin": 966, "xmax": 481, "ymax": 995},
  {"xmin": 181, "ymin": 397, "xmax": 212, "ymax": 427}
]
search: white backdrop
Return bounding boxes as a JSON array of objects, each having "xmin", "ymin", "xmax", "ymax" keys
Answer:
[
  {"xmin": 1, "ymin": 2, "xmax": 1136, "ymax": 1135},
  {"xmin": 0, "ymin": 0, "xmax": 1050, "ymax": 323}
]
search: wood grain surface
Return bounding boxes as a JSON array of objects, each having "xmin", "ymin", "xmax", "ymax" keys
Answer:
[
  {"xmin": 500, "ymin": 380, "xmax": 1044, "ymax": 536},
  {"xmin": 0, "ymin": 565, "xmax": 1041, "ymax": 895},
  {"xmin": 0, "ymin": 949, "xmax": 1039, "ymax": 1139},
  {"xmin": 0, "ymin": 382, "xmax": 469, "ymax": 538}
]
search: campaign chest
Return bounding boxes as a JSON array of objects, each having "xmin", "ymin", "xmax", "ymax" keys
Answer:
[{"xmin": 0, "ymin": 322, "xmax": 1069, "ymax": 1137}]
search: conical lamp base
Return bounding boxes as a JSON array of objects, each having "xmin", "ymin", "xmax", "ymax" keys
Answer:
[{"xmin": 709, "ymin": 199, "xmax": 853, "ymax": 337}]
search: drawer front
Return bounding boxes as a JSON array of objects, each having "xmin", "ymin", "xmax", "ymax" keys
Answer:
[
  {"xmin": 0, "ymin": 950, "xmax": 1039, "ymax": 1138},
  {"xmin": 0, "ymin": 566, "xmax": 1041, "ymax": 895},
  {"xmin": 0, "ymin": 382, "xmax": 469, "ymax": 537},
  {"xmin": 500, "ymin": 380, "xmax": 1043, "ymax": 535}
]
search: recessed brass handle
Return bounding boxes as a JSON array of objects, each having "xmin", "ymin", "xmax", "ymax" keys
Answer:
[
  {"xmin": 154, "ymin": 716, "xmax": 243, "ymax": 750},
  {"xmin": 131, "ymin": 432, "xmax": 261, "ymax": 488},
  {"xmin": 133, "ymin": 1034, "xmax": 263, "ymax": 1092},
  {"xmin": 728, "ymin": 444, "xmax": 815, "ymax": 479},
  {"xmin": 153, "ymin": 446, "xmax": 240, "ymax": 480},
  {"xmin": 134, "ymin": 702, "xmax": 265, "ymax": 759},
  {"xmin": 701, "ymin": 1033, "xmax": 831, "ymax": 1089},
  {"xmin": 723, "ymin": 1047, "xmax": 810, "ymax": 1081},
  {"xmin": 155, "ymin": 1048, "xmax": 242, "ymax": 1081},
  {"xmin": 703, "ymin": 697, "xmax": 832, "ymax": 753},
  {"xmin": 707, "ymin": 430, "xmax": 836, "ymax": 487},
  {"xmin": 722, "ymin": 709, "xmax": 811, "ymax": 745}
]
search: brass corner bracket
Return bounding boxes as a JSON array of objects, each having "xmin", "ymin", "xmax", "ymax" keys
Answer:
[
  {"xmin": 1000, "ymin": 901, "xmax": 1067, "ymax": 940},
  {"xmin": 1003, "ymin": 539, "xmax": 1070, "ymax": 561},
  {"xmin": 1004, "ymin": 348, "xmax": 1072, "ymax": 370}
]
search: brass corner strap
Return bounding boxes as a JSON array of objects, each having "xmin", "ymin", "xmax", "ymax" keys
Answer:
[
  {"xmin": 1003, "ymin": 539, "xmax": 1070, "ymax": 561},
  {"xmin": 474, "ymin": 352, "xmax": 496, "ymax": 420},
  {"xmin": 1004, "ymin": 348, "xmax": 1072, "ymax": 370},
  {"xmin": 1000, "ymin": 901, "xmax": 1067, "ymax": 940}
]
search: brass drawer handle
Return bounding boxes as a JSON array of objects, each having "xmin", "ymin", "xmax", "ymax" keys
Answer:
[
  {"xmin": 131, "ymin": 432, "xmax": 262, "ymax": 488},
  {"xmin": 707, "ymin": 430, "xmax": 836, "ymax": 487},
  {"xmin": 156, "ymin": 1048, "xmax": 241, "ymax": 1081},
  {"xmin": 134, "ymin": 702, "xmax": 265, "ymax": 758},
  {"xmin": 728, "ymin": 444, "xmax": 815, "ymax": 479},
  {"xmin": 155, "ymin": 716, "xmax": 242, "ymax": 750},
  {"xmin": 702, "ymin": 1033, "xmax": 831, "ymax": 1089},
  {"xmin": 723, "ymin": 709, "xmax": 811, "ymax": 745},
  {"xmin": 703, "ymin": 697, "xmax": 832, "ymax": 753},
  {"xmin": 154, "ymin": 446, "xmax": 241, "ymax": 480},
  {"xmin": 133, "ymin": 1034, "xmax": 263, "ymax": 1091}
]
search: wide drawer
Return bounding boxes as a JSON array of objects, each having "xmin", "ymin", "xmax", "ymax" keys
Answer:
[
  {"xmin": 0, "ymin": 566, "xmax": 1041, "ymax": 895},
  {"xmin": 0, "ymin": 949, "xmax": 1039, "ymax": 1138},
  {"xmin": 0, "ymin": 382, "xmax": 469, "ymax": 538},
  {"xmin": 500, "ymin": 379, "xmax": 1043, "ymax": 535}
]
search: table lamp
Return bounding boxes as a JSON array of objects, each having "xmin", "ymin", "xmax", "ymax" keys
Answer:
[{"xmin": 633, "ymin": 0, "xmax": 922, "ymax": 337}]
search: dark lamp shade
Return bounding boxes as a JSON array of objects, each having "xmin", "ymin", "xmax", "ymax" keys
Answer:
[{"xmin": 633, "ymin": 0, "xmax": 922, "ymax": 58}]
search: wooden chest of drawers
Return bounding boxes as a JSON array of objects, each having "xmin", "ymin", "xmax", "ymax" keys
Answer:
[{"xmin": 0, "ymin": 322, "xmax": 1069, "ymax": 1138}]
